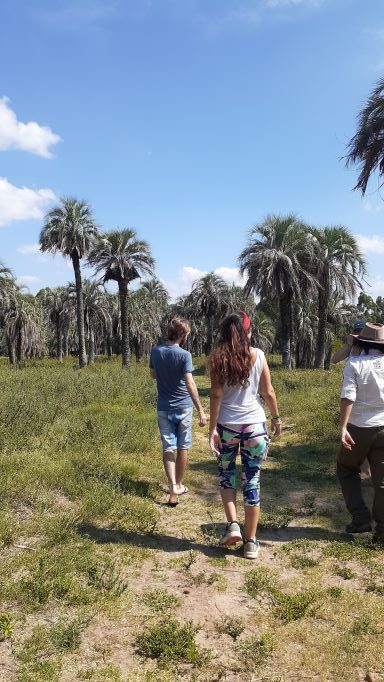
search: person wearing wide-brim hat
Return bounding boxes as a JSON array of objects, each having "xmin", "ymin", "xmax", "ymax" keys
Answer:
[{"xmin": 338, "ymin": 322, "xmax": 384, "ymax": 542}]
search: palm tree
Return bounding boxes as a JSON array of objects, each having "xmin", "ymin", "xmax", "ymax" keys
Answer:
[
  {"xmin": 190, "ymin": 273, "xmax": 230, "ymax": 355},
  {"xmin": 345, "ymin": 77, "xmax": 384, "ymax": 194},
  {"xmin": 310, "ymin": 227, "xmax": 366, "ymax": 369},
  {"xmin": 239, "ymin": 215, "xmax": 317, "ymax": 368},
  {"xmin": 38, "ymin": 287, "xmax": 69, "ymax": 361},
  {"xmin": 73, "ymin": 279, "xmax": 110, "ymax": 365},
  {"xmin": 5, "ymin": 294, "xmax": 43, "ymax": 363},
  {"xmin": 39, "ymin": 197, "xmax": 99, "ymax": 367},
  {"xmin": 87, "ymin": 229, "xmax": 155, "ymax": 367},
  {"xmin": 0, "ymin": 264, "xmax": 19, "ymax": 364}
]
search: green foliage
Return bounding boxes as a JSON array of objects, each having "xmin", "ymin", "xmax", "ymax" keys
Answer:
[
  {"xmin": 215, "ymin": 616, "xmax": 245, "ymax": 640},
  {"xmin": 333, "ymin": 564, "xmax": 354, "ymax": 580},
  {"xmin": 0, "ymin": 612, "xmax": 13, "ymax": 640},
  {"xmin": 259, "ymin": 507, "xmax": 294, "ymax": 529},
  {"xmin": 236, "ymin": 632, "xmax": 275, "ymax": 670},
  {"xmin": 136, "ymin": 618, "xmax": 209, "ymax": 667},
  {"xmin": 141, "ymin": 588, "xmax": 181, "ymax": 613},
  {"xmin": 244, "ymin": 567, "xmax": 279, "ymax": 598},
  {"xmin": 274, "ymin": 590, "xmax": 317, "ymax": 623}
]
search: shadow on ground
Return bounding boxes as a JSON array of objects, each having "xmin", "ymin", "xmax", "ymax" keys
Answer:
[{"xmin": 77, "ymin": 522, "xmax": 348, "ymax": 557}]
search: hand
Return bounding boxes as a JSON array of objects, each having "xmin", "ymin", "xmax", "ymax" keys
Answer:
[
  {"xmin": 209, "ymin": 428, "xmax": 222, "ymax": 456},
  {"xmin": 341, "ymin": 427, "xmax": 355, "ymax": 451},
  {"xmin": 270, "ymin": 419, "xmax": 282, "ymax": 439},
  {"xmin": 198, "ymin": 410, "xmax": 207, "ymax": 427}
]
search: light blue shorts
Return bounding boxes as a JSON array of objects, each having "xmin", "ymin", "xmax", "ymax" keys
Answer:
[{"xmin": 157, "ymin": 407, "xmax": 193, "ymax": 452}]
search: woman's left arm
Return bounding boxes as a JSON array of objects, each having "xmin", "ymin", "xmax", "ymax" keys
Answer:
[
  {"xmin": 209, "ymin": 377, "xmax": 224, "ymax": 455},
  {"xmin": 340, "ymin": 398, "xmax": 355, "ymax": 450}
]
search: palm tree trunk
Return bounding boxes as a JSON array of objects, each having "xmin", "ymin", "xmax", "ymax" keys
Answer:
[
  {"xmin": 6, "ymin": 336, "xmax": 15, "ymax": 365},
  {"xmin": 205, "ymin": 315, "xmax": 214, "ymax": 355},
  {"xmin": 314, "ymin": 275, "xmax": 329, "ymax": 369},
  {"xmin": 63, "ymin": 331, "xmax": 69, "ymax": 357},
  {"xmin": 56, "ymin": 319, "xmax": 63, "ymax": 362},
  {"xmin": 71, "ymin": 253, "xmax": 87, "ymax": 368},
  {"xmin": 279, "ymin": 296, "xmax": 292, "ymax": 369},
  {"xmin": 88, "ymin": 326, "xmax": 95, "ymax": 365},
  {"xmin": 16, "ymin": 327, "xmax": 24, "ymax": 363},
  {"xmin": 118, "ymin": 281, "xmax": 130, "ymax": 367}
]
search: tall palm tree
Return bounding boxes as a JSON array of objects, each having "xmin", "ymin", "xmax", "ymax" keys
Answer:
[
  {"xmin": 38, "ymin": 287, "xmax": 68, "ymax": 361},
  {"xmin": 346, "ymin": 77, "xmax": 384, "ymax": 194},
  {"xmin": 39, "ymin": 197, "xmax": 99, "ymax": 367},
  {"xmin": 190, "ymin": 273, "xmax": 230, "ymax": 355},
  {"xmin": 71, "ymin": 279, "xmax": 110, "ymax": 365},
  {"xmin": 310, "ymin": 227, "xmax": 366, "ymax": 369},
  {"xmin": 5, "ymin": 294, "xmax": 43, "ymax": 363},
  {"xmin": 239, "ymin": 215, "xmax": 317, "ymax": 368},
  {"xmin": 87, "ymin": 229, "xmax": 155, "ymax": 367},
  {"xmin": 0, "ymin": 264, "xmax": 19, "ymax": 364}
]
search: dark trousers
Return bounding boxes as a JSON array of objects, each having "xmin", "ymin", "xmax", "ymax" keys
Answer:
[{"xmin": 337, "ymin": 423, "xmax": 384, "ymax": 536}]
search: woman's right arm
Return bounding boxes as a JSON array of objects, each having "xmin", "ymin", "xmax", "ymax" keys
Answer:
[
  {"xmin": 258, "ymin": 359, "xmax": 282, "ymax": 438},
  {"xmin": 209, "ymin": 376, "xmax": 224, "ymax": 455}
]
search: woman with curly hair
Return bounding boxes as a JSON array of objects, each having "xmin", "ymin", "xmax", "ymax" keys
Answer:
[{"xmin": 209, "ymin": 312, "xmax": 281, "ymax": 559}]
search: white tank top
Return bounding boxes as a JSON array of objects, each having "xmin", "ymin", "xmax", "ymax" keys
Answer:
[{"xmin": 218, "ymin": 348, "xmax": 267, "ymax": 425}]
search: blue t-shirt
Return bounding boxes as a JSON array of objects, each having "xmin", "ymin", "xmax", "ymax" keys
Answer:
[{"xmin": 150, "ymin": 343, "xmax": 194, "ymax": 411}]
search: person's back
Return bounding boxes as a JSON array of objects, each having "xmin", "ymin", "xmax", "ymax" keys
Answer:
[
  {"xmin": 219, "ymin": 348, "xmax": 266, "ymax": 424},
  {"xmin": 150, "ymin": 343, "xmax": 193, "ymax": 411},
  {"xmin": 150, "ymin": 317, "xmax": 206, "ymax": 507}
]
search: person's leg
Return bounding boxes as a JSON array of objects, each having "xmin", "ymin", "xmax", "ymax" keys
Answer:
[
  {"xmin": 337, "ymin": 424, "xmax": 373, "ymax": 530},
  {"xmin": 217, "ymin": 424, "xmax": 242, "ymax": 544},
  {"xmin": 176, "ymin": 449, "xmax": 188, "ymax": 491},
  {"xmin": 157, "ymin": 411, "xmax": 178, "ymax": 504},
  {"xmin": 241, "ymin": 423, "xmax": 269, "ymax": 541},
  {"xmin": 174, "ymin": 408, "xmax": 193, "ymax": 494},
  {"xmin": 368, "ymin": 428, "xmax": 384, "ymax": 540}
]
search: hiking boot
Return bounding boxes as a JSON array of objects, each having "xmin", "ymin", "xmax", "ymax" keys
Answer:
[
  {"xmin": 219, "ymin": 521, "xmax": 242, "ymax": 546},
  {"xmin": 345, "ymin": 520, "xmax": 372, "ymax": 534},
  {"xmin": 243, "ymin": 538, "xmax": 260, "ymax": 560}
]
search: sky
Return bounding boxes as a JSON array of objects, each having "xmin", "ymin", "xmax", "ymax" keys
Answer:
[{"xmin": 1, "ymin": 0, "xmax": 384, "ymax": 300}]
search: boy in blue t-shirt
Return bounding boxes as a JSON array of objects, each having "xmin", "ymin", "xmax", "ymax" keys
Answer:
[{"xmin": 150, "ymin": 317, "xmax": 207, "ymax": 506}]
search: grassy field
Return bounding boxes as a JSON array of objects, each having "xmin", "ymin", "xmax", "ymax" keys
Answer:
[{"xmin": 0, "ymin": 356, "xmax": 383, "ymax": 681}]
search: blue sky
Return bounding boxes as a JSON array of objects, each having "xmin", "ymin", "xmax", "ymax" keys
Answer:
[{"xmin": 1, "ymin": 0, "xmax": 384, "ymax": 299}]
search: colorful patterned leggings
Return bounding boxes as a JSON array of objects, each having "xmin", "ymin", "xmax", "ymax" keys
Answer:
[{"xmin": 217, "ymin": 422, "xmax": 269, "ymax": 507}]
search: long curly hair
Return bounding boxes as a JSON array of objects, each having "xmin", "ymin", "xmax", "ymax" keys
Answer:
[{"xmin": 209, "ymin": 313, "xmax": 252, "ymax": 387}]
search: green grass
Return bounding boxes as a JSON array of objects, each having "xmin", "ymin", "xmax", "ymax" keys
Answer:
[{"xmin": 0, "ymin": 356, "xmax": 383, "ymax": 681}]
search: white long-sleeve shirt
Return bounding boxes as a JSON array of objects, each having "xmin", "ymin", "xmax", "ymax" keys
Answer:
[{"xmin": 340, "ymin": 349, "xmax": 384, "ymax": 427}]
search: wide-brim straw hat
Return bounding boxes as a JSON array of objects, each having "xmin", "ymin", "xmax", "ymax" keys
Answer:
[{"xmin": 352, "ymin": 322, "xmax": 384, "ymax": 344}]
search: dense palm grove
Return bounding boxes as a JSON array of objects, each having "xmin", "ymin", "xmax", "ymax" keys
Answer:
[{"xmin": 1, "ymin": 199, "xmax": 380, "ymax": 370}]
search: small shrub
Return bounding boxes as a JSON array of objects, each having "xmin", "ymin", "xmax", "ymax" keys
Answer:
[
  {"xmin": 328, "ymin": 586, "xmax": 343, "ymax": 599},
  {"xmin": 274, "ymin": 591, "xmax": 317, "ymax": 623},
  {"xmin": 0, "ymin": 612, "xmax": 13, "ymax": 640},
  {"xmin": 215, "ymin": 616, "xmax": 245, "ymax": 640},
  {"xmin": 244, "ymin": 567, "xmax": 278, "ymax": 598},
  {"xmin": 50, "ymin": 618, "xmax": 83, "ymax": 651},
  {"xmin": 333, "ymin": 564, "xmax": 354, "ymax": 580},
  {"xmin": 350, "ymin": 616, "xmax": 375, "ymax": 636},
  {"xmin": 236, "ymin": 632, "xmax": 275, "ymax": 670},
  {"xmin": 141, "ymin": 588, "xmax": 181, "ymax": 613},
  {"xmin": 136, "ymin": 618, "xmax": 208, "ymax": 667},
  {"xmin": 290, "ymin": 554, "xmax": 318, "ymax": 569}
]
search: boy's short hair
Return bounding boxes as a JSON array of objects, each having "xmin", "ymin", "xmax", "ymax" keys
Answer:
[{"xmin": 167, "ymin": 317, "xmax": 190, "ymax": 341}]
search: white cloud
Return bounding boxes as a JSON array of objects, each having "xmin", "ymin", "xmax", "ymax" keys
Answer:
[
  {"xmin": 362, "ymin": 200, "xmax": 383, "ymax": 213},
  {"xmin": 17, "ymin": 275, "xmax": 41, "ymax": 286},
  {"xmin": 0, "ymin": 97, "xmax": 61, "ymax": 158},
  {"xmin": 18, "ymin": 243, "xmax": 40, "ymax": 255},
  {"xmin": 163, "ymin": 265, "xmax": 246, "ymax": 300},
  {"xmin": 0, "ymin": 177, "xmax": 56, "ymax": 227},
  {"xmin": 355, "ymin": 234, "xmax": 384, "ymax": 255}
]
